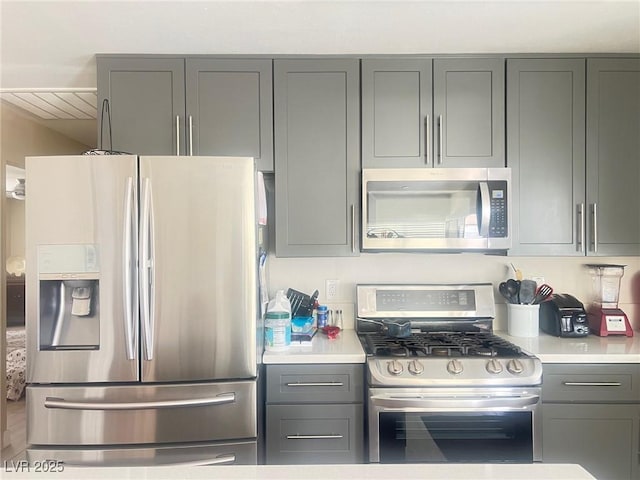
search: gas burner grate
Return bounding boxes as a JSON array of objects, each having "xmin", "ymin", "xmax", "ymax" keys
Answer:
[{"xmin": 361, "ymin": 332, "xmax": 526, "ymax": 358}]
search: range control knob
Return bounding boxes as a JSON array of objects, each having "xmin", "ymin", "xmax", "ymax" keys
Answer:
[
  {"xmin": 507, "ymin": 359, "xmax": 525, "ymax": 374},
  {"xmin": 447, "ymin": 359, "xmax": 464, "ymax": 375},
  {"xmin": 408, "ymin": 360, "xmax": 424, "ymax": 376},
  {"xmin": 387, "ymin": 360, "xmax": 404, "ymax": 376},
  {"xmin": 486, "ymin": 358, "xmax": 504, "ymax": 374}
]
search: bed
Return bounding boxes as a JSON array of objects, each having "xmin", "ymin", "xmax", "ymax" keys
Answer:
[{"xmin": 6, "ymin": 327, "xmax": 26, "ymax": 401}]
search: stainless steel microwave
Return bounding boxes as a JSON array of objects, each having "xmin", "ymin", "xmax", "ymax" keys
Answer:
[{"xmin": 362, "ymin": 168, "xmax": 511, "ymax": 251}]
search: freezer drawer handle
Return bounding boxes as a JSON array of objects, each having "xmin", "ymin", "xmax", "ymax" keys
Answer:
[
  {"xmin": 286, "ymin": 434, "xmax": 344, "ymax": 440},
  {"xmin": 43, "ymin": 393, "xmax": 236, "ymax": 411},
  {"xmin": 285, "ymin": 382, "xmax": 344, "ymax": 387},
  {"xmin": 169, "ymin": 454, "xmax": 237, "ymax": 466}
]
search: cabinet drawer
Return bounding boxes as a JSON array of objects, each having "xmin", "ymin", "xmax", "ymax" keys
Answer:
[
  {"xmin": 266, "ymin": 404, "xmax": 364, "ymax": 464},
  {"xmin": 542, "ymin": 363, "xmax": 640, "ymax": 403},
  {"xmin": 266, "ymin": 364, "xmax": 364, "ymax": 404}
]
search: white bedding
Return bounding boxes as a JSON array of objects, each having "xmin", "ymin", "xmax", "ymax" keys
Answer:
[{"xmin": 6, "ymin": 327, "xmax": 26, "ymax": 401}]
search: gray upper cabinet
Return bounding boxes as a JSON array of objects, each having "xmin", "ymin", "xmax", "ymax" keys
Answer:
[
  {"xmin": 361, "ymin": 57, "xmax": 505, "ymax": 168},
  {"xmin": 97, "ymin": 57, "xmax": 185, "ymax": 155},
  {"xmin": 586, "ymin": 58, "xmax": 640, "ymax": 256},
  {"xmin": 361, "ymin": 59, "xmax": 433, "ymax": 168},
  {"xmin": 97, "ymin": 56, "xmax": 273, "ymax": 171},
  {"xmin": 433, "ymin": 58, "xmax": 505, "ymax": 167},
  {"xmin": 507, "ymin": 59, "xmax": 586, "ymax": 256},
  {"xmin": 274, "ymin": 59, "xmax": 360, "ymax": 257},
  {"xmin": 508, "ymin": 57, "xmax": 640, "ymax": 257},
  {"xmin": 185, "ymin": 59, "xmax": 273, "ymax": 171}
]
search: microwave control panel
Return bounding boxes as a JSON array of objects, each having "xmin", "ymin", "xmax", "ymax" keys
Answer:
[{"xmin": 488, "ymin": 181, "xmax": 508, "ymax": 238}]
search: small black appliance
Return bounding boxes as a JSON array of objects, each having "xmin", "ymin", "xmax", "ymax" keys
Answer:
[{"xmin": 539, "ymin": 293, "xmax": 589, "ymax": 337}]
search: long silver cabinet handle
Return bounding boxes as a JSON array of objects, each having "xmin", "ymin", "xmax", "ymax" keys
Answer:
[
  {"xmin": 591, "ymin": 203, "xmax": 598, "ymax": 253},
  {"xmin": 122, "ymin": 177, "xmax": 137, "ymax": 360},
  {"xmin": 438, "ymin": 114, "xmax": 443, "ymax": 164},
  {"xmin": 351, "ymin": 204, "xmax": 356, "ymax": 253},
  {"xmin": 425, "ymin": 114, "xmax": 431, "ymax": 166},
  {"xmin": 286, "ymin": 434, "xmax": 344, "ymax": 440},
  {"xmin": 286, "ymin": 382, "xmax": 344, "ymax": 387},
  {"xmin": 44, "ymin": 393, "xmax": 236, "ymax": 411},
  {"xmin": 188, "ymin": 115, "xmax": 194, "ymax": 156},
  {"xmin": 577, "ymin": 203, "xmax": 585, "ymax": 253},
  {"xmin": 175, "ymin": 115, "xmax": 180, "ymax": 155},
  {"xmin": 563, "ymin": 382, "xmax": 622, "ymax": 387}
]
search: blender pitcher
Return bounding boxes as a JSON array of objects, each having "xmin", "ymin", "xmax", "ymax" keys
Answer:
[{"xmin": 586, "ymin": 264, "xmax": 633, "ymax": 337}]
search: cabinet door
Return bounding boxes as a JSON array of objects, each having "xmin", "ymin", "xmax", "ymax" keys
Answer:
[
  {"xmin": 361, "ymin": 59, "xmax": 433, "ymax": 168},
  {"xmin": 433, "ymin": 58, "xmax": 505, "ymax": 167},
  {"xmin": 586, "ymin": 58, "xmax": 640, "ymax": 256},
  {"xmin": 542, "ymin": 403, "xmax": 640, "ymax": 480},
  {"xmin": 185, "ymin": 59, "xmax": 273, "ymax": 171},
  {"xmin": 507, "ymin": 59, "xmax": 586, "ymax": 256},
  {"xmin": 266, "ymin": 404, "xmax": 364, "ymax": 464},
  {"xmin": 97, "ymin": 57, "xmax": 185, "ymax": 155},
  {"xmin": 274, "ymin": 59, "xmax": 360, "ymax": 257}
]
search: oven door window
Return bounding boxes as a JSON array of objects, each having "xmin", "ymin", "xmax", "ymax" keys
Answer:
[{"xmin": 379, "ymin": 411, "xmax": 533, "ymax": 463}]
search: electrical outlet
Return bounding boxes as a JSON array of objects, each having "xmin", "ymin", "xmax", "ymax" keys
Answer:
[
  {"xmin": 326, "ymin": 279, "xmax": 339, "ymax": 300},
  {"xmin": 532, "ymin": 276, "xmax": 545, "ymax": 286}
]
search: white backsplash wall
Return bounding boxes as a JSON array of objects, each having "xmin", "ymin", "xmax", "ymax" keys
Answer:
[{"xmin": 268, "ymin": 254, "xmax": 640, "ymax": 332}]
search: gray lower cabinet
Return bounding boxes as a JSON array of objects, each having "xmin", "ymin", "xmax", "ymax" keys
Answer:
[
  {"xmin": 265, "ymin": 364, "xmax": 364, "ymax": 464},
  {"xmin": 97, "ymin": 56, "xmax": 273, "ymax": 171},
  {"xmin": 361, "ymin": 57, "xmax": 505, "ymax": 168},
  {"xmin": 541, "ymin": 363, "xmax": 640, "ymax": 480},
  {"xmin": 274, "ymin": 59, "xmax": 360, "ymax": 257},
  {"xmin": 507, "ymin": 58, "xmax": 586, "ymax": 255},
  {"xmin": 586, "ymin": 58, "xmax": 640, "ymax": 256}
]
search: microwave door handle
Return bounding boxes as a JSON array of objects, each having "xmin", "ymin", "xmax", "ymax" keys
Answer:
[{"xmin": 477, "ymin": 182, "xmax": 491, "ymax": 237}]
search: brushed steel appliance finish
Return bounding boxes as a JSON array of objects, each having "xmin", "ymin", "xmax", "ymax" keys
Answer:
[
  {"xmin": 366, "ymin": 356, "xmax": 543, "ymax": 387},
  {"xmin": 367, "ymin": 386, "xmax": 542, "ymax": 463},
  {"xmin": 139, "ymin": 156, "xmax": 257, "ymax": 382},
  {"xmin": 356, "ymin": 283, "xmax": 496, "ymax": 320},
  {"xmin": 27, "ymin": 381, "xmax": 257, "ymax": 445},
  {"xmin": 27, "ymin": 440, "xmax": 258, "ymax": 466},
  {"xmin": 361, "ymin": 167, "xmax": 511, "ymax": 251},
  {"xmin": 26, "ymin": 155, "xmax": 139, "ymax": 383}
]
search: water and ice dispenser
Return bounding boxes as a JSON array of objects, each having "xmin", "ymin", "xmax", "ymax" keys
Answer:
[{"xmin": 38, "ymin": 245, "xmax": 100, "ymax": 350}]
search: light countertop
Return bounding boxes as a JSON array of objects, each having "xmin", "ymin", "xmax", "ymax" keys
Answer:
[
  {"xmin": 262, "ymin": 329, "xmax": 640, "ymax": 365},
  {"xmin": 498, "ymin": 330, "xmax": 640, "ymax": 363},
  {"xmin": 2, "ymin": 463, "xmax": 596, "ymax": 479},
  {"xmin": 262, "ymin": 329, "xmax": 366, "ymax": 364}
]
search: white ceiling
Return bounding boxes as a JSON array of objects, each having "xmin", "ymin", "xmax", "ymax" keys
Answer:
[{"xmin": 1, "ymin": 0, "xmax": 639, "ymax": 147}]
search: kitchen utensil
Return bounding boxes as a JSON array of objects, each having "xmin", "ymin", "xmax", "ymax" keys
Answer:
[
  {"xmin": 510, "ymin": 263, "xmax": 523, "ymax": 281},
  {"xmin": 532, "ymin": 284, "xmax": 553, "ymax": 304},
  {"xmin": 506, "ymin": 279, "xmax": 521, "ymax": 304},
  {"xmin": 519, "ymin": 279, "xmax": 537, "ymax": 305},
  {"xmin": 358, "ymin": 317, "xmax": 412, "ymax": 338},
  {"xmin": 499, "ymin": 282, "xmax": 515, "ymax": 304}
]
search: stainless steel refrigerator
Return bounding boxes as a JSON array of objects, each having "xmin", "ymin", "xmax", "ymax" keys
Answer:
[{"xmin": 25, "ymin": 155, "xmax": 264, "ymax": 466}]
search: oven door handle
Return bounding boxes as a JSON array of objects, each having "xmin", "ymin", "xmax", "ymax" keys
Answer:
[{"xmin": 371, "ymin": 394, "xmax": 540, "ymax": 410}]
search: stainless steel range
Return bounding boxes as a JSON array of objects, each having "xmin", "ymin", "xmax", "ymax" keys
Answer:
[{"xmin": 356, "ymin": 284, "xmax": 542, "ymax": 464}]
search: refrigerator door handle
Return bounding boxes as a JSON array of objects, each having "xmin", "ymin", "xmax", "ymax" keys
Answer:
[
  {"xmin": 43, "ymin": 392, "xmax": 236, "ymax": 411},
  {"xmin": 123, "ymin": 177, "xmax": 137, "ymax": 360},
  {"xmin": 139, "ymin": 177, "xmax": 155, "ymax": 361}
]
